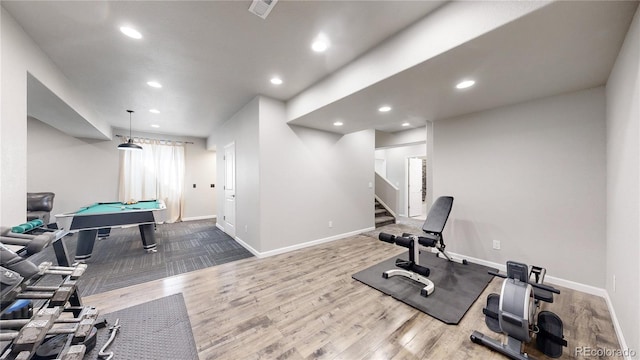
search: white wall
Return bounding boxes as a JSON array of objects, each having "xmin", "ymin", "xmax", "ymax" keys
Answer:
[
  {"xmin": 605, "ymin": 7, "xmax": 640, "ymax": 356},
  {"xmin": 259, "ymin": 97, "xmax": 375, "ymax": 253},
  {"xmin": 27, "ymin": 117, "xmax": 216, "ymax": 223},
  {"xmin": 212, "ymin": 97, "xmax": 261, "ymax": 251},
  {"xmin": 1, "ymin": 8, "xmax": 110, "ymax": 227},
  {"xmin": 375, "ymin": 128, "xmax": 426, "ymax": 148},
  {"xmin": 375, "ymin": 144, "xmax": 426, "ymax": 216},
  {"xmin": 433, "ymin": 87, "xmax": 606, "ymax": 287},
  {"xmin": 179, "ymin": 138, "xmax": 217, "ymax": 221},
  {"xmin": 27, "ymin": 118, "xmax": 119, "ymax": 221}
]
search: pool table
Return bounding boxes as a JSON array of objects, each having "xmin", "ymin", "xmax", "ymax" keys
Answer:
[{"xmin": 55, "ymin": 200, "xmax": 166, "ymax": 264}]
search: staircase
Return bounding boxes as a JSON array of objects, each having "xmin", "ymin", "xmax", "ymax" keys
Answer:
[{"xmin": 375, "ymin": 199, "xmax": 396, "ymax": 228}]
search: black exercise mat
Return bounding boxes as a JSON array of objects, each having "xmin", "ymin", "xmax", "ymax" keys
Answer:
[
  {"xmin": 352, "ymin": 252, "xmax": 496, "ymax": 324},
  {"xmin": 28, "ymin": 219, "xmax": 253, "ymax": 296},
  {"xmin": 85, "ymin": 293, "xmax": 198, "ymax": 360}
]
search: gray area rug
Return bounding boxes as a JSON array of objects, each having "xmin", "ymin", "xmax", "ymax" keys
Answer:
[
  {"xmin": 29, "ymin": 219, "xmax": 253, "ymax": 296},
  {"xmin": 352, "ymin": 251, "xmax": 496, "ymax": 324},
  {"xmin": 85, "ymin": 293, "xmax": 198, "ymax": 360}
]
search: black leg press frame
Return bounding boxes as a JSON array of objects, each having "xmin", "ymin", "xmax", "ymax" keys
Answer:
[{"xmin": 378, "ymin": 196, "xmax": 467, "ymax": 297}]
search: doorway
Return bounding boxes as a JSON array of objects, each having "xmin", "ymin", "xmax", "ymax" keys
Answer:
[
  {"xmin": 223, "ymin": 142, "xmax": 236, "ymax": 238},
  {"xmin": 407, "ymin": 156, "xmax": 427, "ymax": 220}
]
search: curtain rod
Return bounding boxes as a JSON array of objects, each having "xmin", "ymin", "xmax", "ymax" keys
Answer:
[{"xmin": 115, "ymin": 134, "xmax": 194, "ymax": 144}]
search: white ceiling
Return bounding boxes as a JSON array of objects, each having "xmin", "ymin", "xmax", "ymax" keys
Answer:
[
  {"xmin": 3, "ymin": 1, "xmax": 638, "ymax": 138},
  {"xmin": 3, "ymin": 0, "xmax": 445, "ymax": 137},
  {"xmin": 290, "ymin": 1, "xmax": 639, "ymax": 134}
]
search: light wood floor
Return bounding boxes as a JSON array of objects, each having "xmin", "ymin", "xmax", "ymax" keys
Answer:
[{"xmin": 85, "ymin": 224, "xmax": 622, "ymax": 359}]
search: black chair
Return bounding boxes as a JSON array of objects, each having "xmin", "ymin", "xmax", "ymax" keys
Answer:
[{"xmin": 26, "ymin": 192, "xmax": 55, "ymax": 225}]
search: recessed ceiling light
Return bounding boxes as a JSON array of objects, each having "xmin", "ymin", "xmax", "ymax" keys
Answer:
[
  {"xmin": 270, "ymin": 77, "xmax": 283, "ymax": 85},
  {"xmin": 147, "ymin": 81, "xmax": 162, "ymax": 88},
  {"xmin": 151, "ymin": 124, "xmax": 160, "ymax": 128},
  {"xmin": 149, "ymin": 109, "xmax": 160, "ymax": 114},
  {"xmin": 120, "ymin": 26, "xmax": 142, "ymax": 39},
  {"xmin": 378, "ymin": 106, "xmax": 392, "ymax": 112},
  {"xmin": 311, "ymin": 34, "xmax": 330, "ymax": 53},
  {"xmin": 456, "ymin": 80, "xmax": 475, "ymax": 89},
  {"xmin": 402, "ymin": 122, "xmax": 410, "ymax": 127},
  {"xmin": 333, "ymin": 121, "xmax": 343, "ymax": 127}
]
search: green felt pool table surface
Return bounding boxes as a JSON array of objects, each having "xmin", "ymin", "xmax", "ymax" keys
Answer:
[{"xmin": 76, "ymin": 200, "xmax": 163, "ymax": 215}]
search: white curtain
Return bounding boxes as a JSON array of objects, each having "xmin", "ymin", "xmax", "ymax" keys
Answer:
[{"xmin": 118, "ymin": 139, "xmax": 185, "ymax": 223}]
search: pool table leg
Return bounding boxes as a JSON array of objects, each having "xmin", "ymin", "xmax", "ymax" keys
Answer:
[
  {"xmin": 75, "ymin": 229, "xmax": 98, "ymax": 262},
  {"xmin": 139, "ymin": 224, "xmax": 157, "ymax": 253},
  {"xmin": 53, "ymin": 237, "xmax": 72, "ymax": 267}
]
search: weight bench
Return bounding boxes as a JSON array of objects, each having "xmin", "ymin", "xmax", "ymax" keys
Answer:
[{"xmin": 378, "ymin": 196, "xmax": 466, "ymax": 296}]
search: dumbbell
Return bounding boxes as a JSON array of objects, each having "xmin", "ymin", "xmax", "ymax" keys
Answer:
[
  {"xmin": 1, "ymin": 225, "xmax": 57, "ymax": 241},
  {"xmin": 26, "ymin": 263, "xmax": 87, "ymax": 305},
  {"xmin": 0, "ymin": 244, "xmax": 39, "ymax": 279},
  {"xmin": 10, "ymin": 219, "xmax": 44, "ymax": 234},
  {"xmin": 36, "ymin": 262, "xmax": 87, "ymax": 280},
  {"xmin": 0, "ymin": 236, "xmax": 51, "ymax": 256},
  {"xmin": 16, "ymin": 281, "xmax": 78, "ymax": 307},
  {"xmin": 1, "ymin": 226, "xmax": 55, "ymax": 255},
  {"xmin": 0, "ymin": 306, "xmax": 98, "ymax": 354}
]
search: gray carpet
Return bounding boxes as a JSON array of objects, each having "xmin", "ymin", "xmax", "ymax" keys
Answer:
[
  {"xmin": 352, "ymin": 251, "xmax": 496, "ymax": 324},
  {"xmin": 85, "ymin": 293, "xmax": 198, "ymax": 360},
  {"xmin": 29, "ymin": 219, "xmax": 253, "ymax": 296}
]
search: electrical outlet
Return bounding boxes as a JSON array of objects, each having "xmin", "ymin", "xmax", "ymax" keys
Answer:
[
  {"xmin": 328, "ymin": 221, "xmax": 333, "ymax": 228},
  {"xmin": 492, "ymin": 240, "xmax": 501, "ymax": 250},
  {"xmin": 245, "ymin": 225, "xmax": 248, "ymax": 233}
]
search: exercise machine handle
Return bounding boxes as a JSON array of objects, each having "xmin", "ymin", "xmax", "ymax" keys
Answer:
[
  {"xmin": 378, "ymin": 232, "xmax": 395, "ymax": 243},
  {"xmin": 488, "ymin": 270, "xmax": 560, "ymax": 294},
  {"xmin": 378, "ymin": 233, "xmax": 412, "ymax": 249},
  {"xmin": 530, "ymin": 281, "xmax": 560, "ymax": 294}
]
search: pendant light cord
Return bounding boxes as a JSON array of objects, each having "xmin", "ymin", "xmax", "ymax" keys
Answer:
[{"xmin": 127, "ymin": 109, "xmax": 134, "ymax": 141}]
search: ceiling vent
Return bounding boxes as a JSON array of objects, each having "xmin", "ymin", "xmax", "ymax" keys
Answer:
[{"xmin": 248, "ymin": 0, "xmax": 278, "ymax": 19}]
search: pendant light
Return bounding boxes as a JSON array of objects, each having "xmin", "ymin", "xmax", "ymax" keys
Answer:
[{"xmin": 118, "ymin": 110, "xmax": 143, "ymax": 151}]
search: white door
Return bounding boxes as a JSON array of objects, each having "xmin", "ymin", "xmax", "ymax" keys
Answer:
[
  {"xmin": 408, "ymin": 158, "xmax": 423, "ymax": 217},
  {"xmin": 224, "ymin": 142, "xmax": 236, "ymax": 238}
]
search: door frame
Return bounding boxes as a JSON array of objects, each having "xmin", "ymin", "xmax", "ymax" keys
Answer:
[
  {"xmin": 223, "ymin": 142, "xmax": 236, "ymax": 238},
  {"xmin": 406, "ymin": 156, "xmax": 427, "ymax": 218}
]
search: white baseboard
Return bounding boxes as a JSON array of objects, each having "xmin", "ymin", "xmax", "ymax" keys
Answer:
[
  {"xmin": 181, "ymin": 215, "xmax": 217, "ymax": 222},
  {"xmin": 448, "ymin": 251, "xmax": 607, "ymax": 297},
  {"xmin": 603, "ymin": 292, "xmax": 633, "ymax": 360},
  {"xmin": 232, "ymin": 235, "xmax": 260, "ymax": 257},
  {"xmin": 235, "ymin": 227, "xmax": 376, "ymax": 259},
  {"xmin": 450, "ymin": 251, "xmax": 632, "ymax": 357}
]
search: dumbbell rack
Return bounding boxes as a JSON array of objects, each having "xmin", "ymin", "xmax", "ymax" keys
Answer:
[{"xmin": 0, "ymin": 262, "xmax": 98, "ymax": 360}]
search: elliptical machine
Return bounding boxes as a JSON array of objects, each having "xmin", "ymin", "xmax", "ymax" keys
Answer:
[{"xmin": 470, "ymin": 261, "xmax": 567, "ymax": 359}]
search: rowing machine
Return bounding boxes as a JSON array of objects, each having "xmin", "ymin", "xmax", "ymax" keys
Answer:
[{"xmin": 470, "ymin": 261, "xmax": 567, "ymax": 359}]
